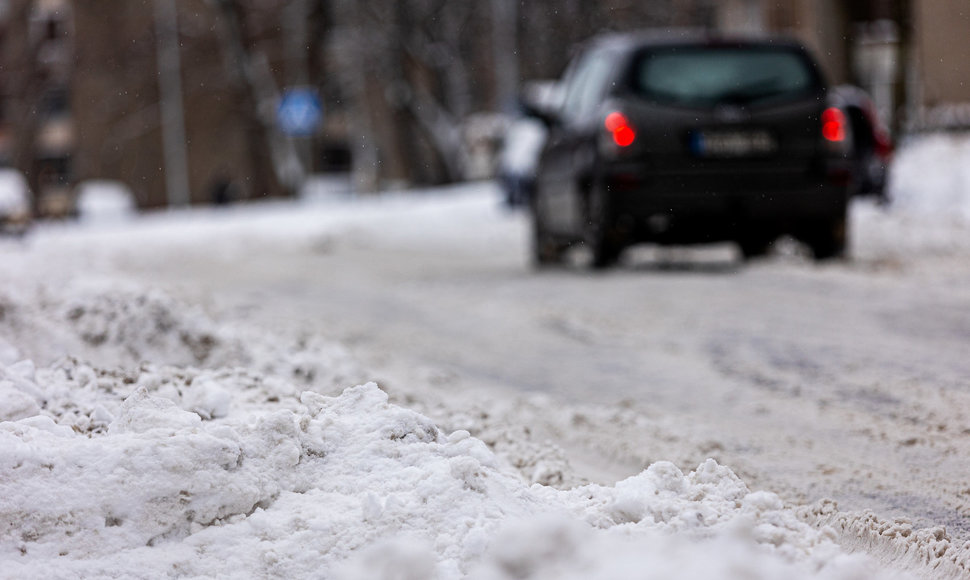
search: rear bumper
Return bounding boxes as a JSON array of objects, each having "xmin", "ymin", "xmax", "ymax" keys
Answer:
[{"xmin": 605, "ymin": 170, "xmax": 848, "ymax": 243}]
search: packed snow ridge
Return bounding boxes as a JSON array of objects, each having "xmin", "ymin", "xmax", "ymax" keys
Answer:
[{"xmin": 0, "ymin": 281, "xmax": 906, "ymax": 579}]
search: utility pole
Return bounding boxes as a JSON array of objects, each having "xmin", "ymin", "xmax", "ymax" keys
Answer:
[
  {"xmin": 154, "ymin": 0, "xmax": 191, "ymax": 207},
  {"xmin": 891, "ymin": 0, "xmax": 912, "ymax": 136}
]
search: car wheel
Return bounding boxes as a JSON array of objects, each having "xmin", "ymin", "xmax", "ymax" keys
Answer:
[
  {"xmin": 808, "ymin": 215, "xmax": 848, "ymax": 261},
  {"xmin": 738, "ymin": 232, "xmax": 774, "ymax": 260},
  {"xmin": 584, "ymin": 185, "xmax": 623, "ymax": 269}
]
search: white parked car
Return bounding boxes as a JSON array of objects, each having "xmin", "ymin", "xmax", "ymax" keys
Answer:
[
  {"xmin": 496, "ymin": 81, "xmax": 560, "ymax": 208},
  {"xmin": 0, "ymin": 168, "xmax": 32, "ymax": 236}
]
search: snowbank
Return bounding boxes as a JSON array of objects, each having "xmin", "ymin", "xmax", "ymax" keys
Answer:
[
  {"xmin": 888, "ymin": 133, "xmax": 970, "ymax": 220},
  {"xmin": 0, "ymin": 281, "xmax": 363, "ymax": 393},
  {"xmin": 74, "ymin": 180, "xmax": 137, "ymax": 223},
  {"xmin": 0, "ymin": 281, "xmax": 905, "ymax": 578},
  {"xmin": 2, "ymin": 364, "xmax": 893, "ymax": 579},
  {"xmin": 0, "ymin": 169, "xmax": 30, "ymax": 216},
  {"xmin": 850, "ymin": 132, "xmax": 970, "ymax": 264}
]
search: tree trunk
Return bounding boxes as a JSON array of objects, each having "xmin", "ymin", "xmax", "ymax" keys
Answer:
[
  {"xmin": 207, "ymin": 0, "xmax": 300, "ymax": 197},
  {"xmin": 4, "ymin": 0, "xmax": 46, "ymax": 207}
]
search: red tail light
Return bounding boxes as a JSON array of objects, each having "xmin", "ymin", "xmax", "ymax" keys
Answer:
[
  {"xmin": 605, "ymin": 112, "xmax": 636, "ymax": 147},
  {"xmin": 861, "ymin": 103, "xmax": 893, "ymax": 159},
  {"xmin": 874, "ymin": 133, "xmax": 893, "ymax": 159},
  {"xmin": 821, "ymin": 107, "xmax": 846, "ymax": 142}
]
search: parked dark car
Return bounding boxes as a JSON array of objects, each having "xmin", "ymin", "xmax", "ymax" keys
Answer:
[
  {"xmin": 529, "ymin": 31, "xmax": 865, "ymax": 268},
  {"xmin": 830, "ymin": 84, "xmax": 893, "ymax": 202}
]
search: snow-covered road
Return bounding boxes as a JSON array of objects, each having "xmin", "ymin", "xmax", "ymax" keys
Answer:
[
  {"xmin": 3, "ymin": 134, "xmax": 970, "ymax": 578},
  {"xmin": 122, "ymin": 186, "xmax": 970, "ymax": 533}
]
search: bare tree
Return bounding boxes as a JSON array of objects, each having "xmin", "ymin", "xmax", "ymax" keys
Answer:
[
  {"xmin": 330, "ymin": 0, "xmax": 503, "ymax": 188},
  {"xmin": 59, "ymin": 0, "xmax": 724, "ymax": 203},
  {"xmin": 326, "ymin": 0, "xmax": 720, "ymax": 190},
  {"xmin": 2, "ymin": 0, "xmax": 48, "ymax": 202},
  {"xmin": 206, "ymin": 0, "xmax": 301, "ymax": 197}
]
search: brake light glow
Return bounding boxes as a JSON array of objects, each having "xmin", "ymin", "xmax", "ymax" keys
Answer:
[
  {"xmin": 605, "ymin": 112, "xmax": 636, "ymax": 147},
  {"xmin": 821, "ymin": 107, "xmax": 846, "ymax": 142}
]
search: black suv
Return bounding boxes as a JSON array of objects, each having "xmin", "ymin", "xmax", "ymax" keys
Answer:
[{"xmin": 529, "ymin": 32, "xmax": 856, "ymax": 267}]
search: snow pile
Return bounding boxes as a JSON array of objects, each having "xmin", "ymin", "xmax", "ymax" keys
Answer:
[
  {"xmin": 0, "ymin": 276, "xmax": 906, "ymax": 578},
  {"xmin": 888, "ymin": 134, "xmax": 970, "ymax": 220},
  {"xmin": 0, "ymin": 281, "xmax": 363, "ymax": 393},
  {"xmin": 74, "ymin": 180, "xmax": 137, "ymax": 223},
  {"xmin": 850, "ymin": 133, "xmax": 970, "ymax": 263},
  {"xmin": 7, "ymin": 161, "xmax": 960, "ymax": 577},
  {"xmin": 800, "ymin": 504, "xmax": 970, "ymax": 578},
  {"xmin": 2, "ymin": 359, "xmax": 900, "ymax": 579},
  {"xmin": 0, "ymin": 169, "xmax": 30, "ymax": 215}
]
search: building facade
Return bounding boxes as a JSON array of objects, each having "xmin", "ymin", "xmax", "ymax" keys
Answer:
[
  {"xmin": 717, "ymin": 0, "xmax": 970, "ymax": 133},
  {"xmin": 0, "ymin": 0, "xmax": 321, "ymax": 212},
  {"xmin": 0, "ymin": 0, "xmax": 967, "ymax": 213}
]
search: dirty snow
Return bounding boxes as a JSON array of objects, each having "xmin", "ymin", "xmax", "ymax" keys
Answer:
[
  {"xmin": 0, "ymin": 275, "xmax": 902, "ymax": 579},
  {"xmin": 2, "ymin": 133, "xmax": 970, "ymax": 578}
]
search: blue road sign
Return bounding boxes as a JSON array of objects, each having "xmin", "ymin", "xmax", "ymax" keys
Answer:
[{"xmin": 277, "ymin": 88, "xmax": 322, "ymax": 136}]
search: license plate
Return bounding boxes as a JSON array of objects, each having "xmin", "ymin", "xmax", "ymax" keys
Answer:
[{"xmin": 690, "ymin": 130, "xmax": 777, "ymax": 157}]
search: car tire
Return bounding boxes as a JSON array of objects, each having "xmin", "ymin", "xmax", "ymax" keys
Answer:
[
  {"xmin": 738, "ymin": 232, "xmax": 774, "ymax": 260},
  {"xmin": 584, "ymin": 184, "xmax": 623, "ymax": 269},
  {"xmin": 808, "ymin": 215, "xmax": 848, "ymax": 261}
]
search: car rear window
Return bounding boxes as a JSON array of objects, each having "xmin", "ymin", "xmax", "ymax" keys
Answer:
[{"xmin": 633, "ymin": 47, "xmax": 819, "ymax": 107}]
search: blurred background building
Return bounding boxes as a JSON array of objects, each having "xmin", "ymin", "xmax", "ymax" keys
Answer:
[
  {"xmin": 0, "ymin": 0, "xmax": 966, "ymax": 213},
  {"xmin": 718, "ymin": 0, "xmax": 970, "ymax": 136}
]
